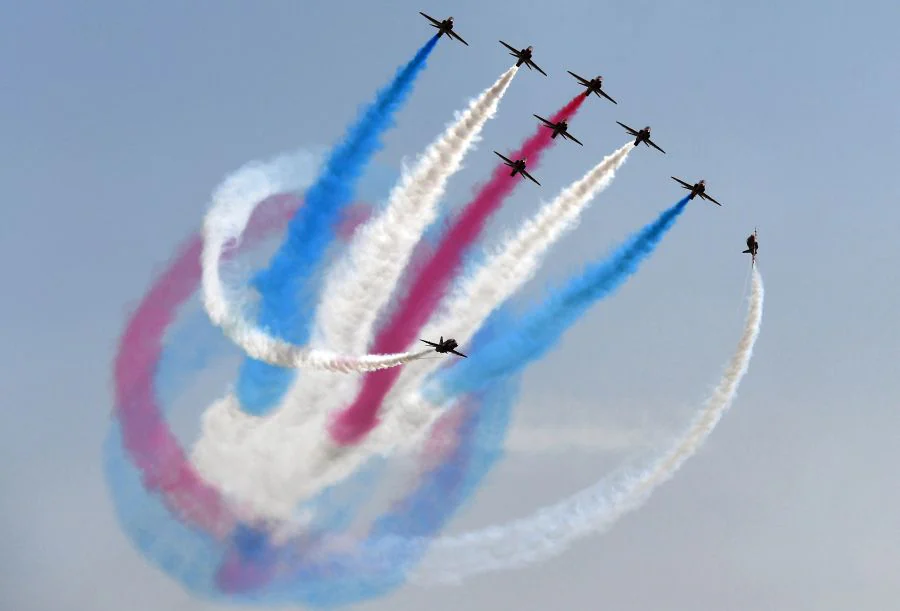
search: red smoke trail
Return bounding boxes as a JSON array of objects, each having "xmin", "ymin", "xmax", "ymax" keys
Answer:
[{"xmin": 330, "ymin": 95, "xmax": 586, "ymax": 445}]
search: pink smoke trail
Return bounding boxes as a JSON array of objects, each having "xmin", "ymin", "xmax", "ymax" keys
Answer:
[
  {"xmin": 113, "ymin": 195, "xmax": 374, "ymax": 536},
  {"xmin": 329, "ymin": 96, "xmax": 586, "ymax": 445}
]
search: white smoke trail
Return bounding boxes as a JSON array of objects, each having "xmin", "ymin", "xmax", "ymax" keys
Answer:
[
  {"xmin": 313, "ymin": 67, "xmax": 519, "ymax": 355},
  {"xmin": 388, "ymin": 143, "xmax": 632, "ymax": 400},
  {"xmin": 408, "ymin": 267, "xmax": 764, "ymax": 583},
  {"xmin": 201, "ymin": 156, "xmax": 431, "ymax": 373},
  {"xmin": 246, "ymin": 69, "xmax": 523, "ymax": 435}
]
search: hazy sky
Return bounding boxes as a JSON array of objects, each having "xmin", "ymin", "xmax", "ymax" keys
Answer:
[{"xmin": 2, "ymin": 1, "xmax": 899, "ymax": 610}]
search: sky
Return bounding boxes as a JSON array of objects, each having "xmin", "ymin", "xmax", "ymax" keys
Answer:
[{"xmin": 1, "ymin": 0, "xmax": 899, "ymax": 609}]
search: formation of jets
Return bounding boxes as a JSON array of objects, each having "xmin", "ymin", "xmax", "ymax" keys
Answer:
[{"xmin": 416, "ymin": 11, "xmax": 760, "ymax": 357}]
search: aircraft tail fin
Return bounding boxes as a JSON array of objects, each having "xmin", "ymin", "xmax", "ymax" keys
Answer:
[{"xmin": 742, "ymin": 249, "xmax": 751, "ymax": 254}]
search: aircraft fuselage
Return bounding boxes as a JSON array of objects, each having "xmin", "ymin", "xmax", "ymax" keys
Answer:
[{"xmin": 435, "ymin": 339, "xmax": 458, "ymax": 353}]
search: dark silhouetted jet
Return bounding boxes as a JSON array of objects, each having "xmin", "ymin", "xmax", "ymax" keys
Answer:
[
  {"xmin": 420, "ymin": 12, "xmax": 469, "ymax": 45},
  {"xmin": 499, "ymin": 41, "xmax": 547, "ymax": 75},
  {"xmin": 671, "ymin": 177, "xmax": 723, "ymax": 206},
  {"xmin": 567, "ymin": 71, "xmax": 617, "ymax": 104},
  {"xmin": 420, "ymin": 336, "xmax": 467, "ymax": 358},
  {"xmin": 493, "ymin": 151, "xmax": 541, "ymax": 185},
  {"xmin": 743, "ymin": 229, "xmax": 759, "ymax": 264},
  {"xmin": 616, "ymin": 122, "xmax": 666, "ymax": 153},
  {"xmin": 534, "ymin": 114, "xmax": 583, "ymax": 145}
]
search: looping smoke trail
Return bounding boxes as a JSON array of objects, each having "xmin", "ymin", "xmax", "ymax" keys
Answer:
[
  {"xmin": 314, "ymin": 67, "xmax": 520, "ymax": 355},
  {"xmin": 201, "ymin": 156, "xmax": 432, "ymax": 373},
  {"xmin": 394, "ymin": 142, "xmax": 633, "ymax": 396},
  {"xmin": 430, "ymin": 196, "xmax": 691, "ymax": 401},
  {"xmin": 235, "ymin": 36, "xmax": 439, "ymax": 413},
  {"xmin": 409, "ymin": 266, "xmax": 764, "ymax": 583},
  {"xmin": 330, "ymin": 95, "xmax": 587, "ymax": 445}
]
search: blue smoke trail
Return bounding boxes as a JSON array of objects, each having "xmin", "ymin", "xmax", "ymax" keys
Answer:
[
  {"xmin": 431, "ymin": 196, "xmax": 692, "ymax": 400},
  {"xmin": 106, "ymin": 277, "xmax": 520, "ymax": 608},
  {"xmin": 236, "ymin": 35, "xmax": 439, "ymax": 415}
]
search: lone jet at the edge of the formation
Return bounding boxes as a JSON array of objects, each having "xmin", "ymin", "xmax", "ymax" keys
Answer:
[
  {"xmin": 420, "ymin": 337, "xmax": 468, "ymax": 358},
  {"xmin": 493, "ymin": 151, "xmax": 541, "ymax": 185},
  {"xmin": 616, "ymin": 122, "xmax": 666, "ymax": 153},
  {"xmin": 743, "ymin": 228, "xmax": 759, "ymax": 264},
  {"xmin": 671, "ymin": 177, "xmax": 723, "ymax": 206},
  {"xmin": 567, "ymin": 71, "xmax": 618, "ymax": 104},
  {"xmin": 419, "ymin": 12, "xmax": 469, "ymax": 45},
  {"xmin": 534, "ymin": 114, "xmax": 583, "ymax": 145},
  {"xmin": 499, "ymin": 40, "xmax": 548, "ymax": 75}
]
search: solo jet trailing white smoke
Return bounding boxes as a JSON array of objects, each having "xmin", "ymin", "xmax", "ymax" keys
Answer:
[{"xmin": 405, "ymin": 267, "xmax": 765, "ymax": 583}]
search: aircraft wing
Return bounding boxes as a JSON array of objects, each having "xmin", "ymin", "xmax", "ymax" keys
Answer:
[
  {"xmin": 567, "ymin": 70, "xmax": 590, "ymax": 85},
  {"xmin": 596, "ymin": 89, "xmax": 618, "ymax": 104},
  {"xmin": 526, "ymin": 58, "xmax": 548, "ymax": 76},
  {"xmin": 419, "ymin": 338, "xmax": 440, "ymax": 348},
  {"xmin": 493, "ymin": 151, "xmax": 514, "ymax": 164},
  {"xmin": 616, "ymin": 121, "xmax": 639, "ymax": 136},
  {"xmin": 419, "ymin": 12, "xmax": 442, "ymax": 26},
  {"xmin": 499, "ymin": 40, "xmax": 520, "ymax": 54},
  {"xmin": 563, "ymin": 131, "xmax": 584, "ymax": 146},
  {"xmin": 700, "ymin": 192, "xmax": 723, "ymax": 206},
  {"xmin": 533, "ymin": 114, "xmax": 553, "ymax": 127},
  {"xmin": 647, "ymin": 138, "xmax": 666, "ymax": 154},
  {"xmin": 449, "ymin": 349, "xmax": 468, "ymax": 358},
  {"xmin": 449, "ymin": 30, "xmax": 469, "ymax": 45},
  {"xmin": 671, "ymin": 176, "xmax": 693, "ymax": 189},
  {"xmin": 521, "ymin": 169, "xmax": 541, "ymax": 186}
]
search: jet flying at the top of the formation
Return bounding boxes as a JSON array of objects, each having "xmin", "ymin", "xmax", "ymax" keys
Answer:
[
  {"xmin": 499, "ymin": 41, "xmax": 547, "ymax": 76},
  {"xmin": 420, "ymin": 12, "xmax": 469, "ymax": 45},
  {"xmin": 617, "ymin": 122, "xmax": 666, "ymax": 154},
  {"xmin": 568, "ymin": 71, "xmax": 617, "ymax": 104},
  {"xmin": 671, "ymin": 177, "xmax": 723, "ymax": 206}
]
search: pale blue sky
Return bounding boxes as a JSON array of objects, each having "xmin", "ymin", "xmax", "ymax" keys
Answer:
[{"xmin": 2, "ymin": 1, "xmax": 899, "ymax": 609}]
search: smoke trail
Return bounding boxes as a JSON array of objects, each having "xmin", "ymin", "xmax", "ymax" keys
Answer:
[
  {"xmin": 235, "ymin": 36, "xmax": 439, "ymax": 413},
  {"xmin": 430, "ymin": 196, "xmax": 691, "ymax": 401},
  {"xmin": 313, "ymin": 67, "xmax": 519, "ymax": 356},
  {"xmin": 330, "ymin": 95, "xmax": 587, "ymax": 444},
  {"xmin": 202, "ymin": 155, "xmax": 432, "ymax": 373},
  {"xmin": 410, "ymin": 267, "xmax": 764, "ymax": 582},
  {"xmin": 393, "ymin": 143, "xmax": 633, "ymax": 396}
]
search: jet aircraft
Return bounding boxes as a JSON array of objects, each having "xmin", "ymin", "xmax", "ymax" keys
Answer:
[
  {"xmin": 420, "ymin": 336, "xmax": 467, "ymax": 358},
  {"xmin": 419, "ymin": 12, "xmax": 469, "ymax": 45},
  {"xmin": 499, "ymin": 41, "xmax": 547, "ymax": 75},
  {"xmin": 616, "ymin": 122, "xmax": 666, "ymax": 153},
  {"xmin": 567, "ymin": 71, "xmax": 617, "ymax": 104},
  {"xmin": 743, "ymin": 229, "xmax": 759, "ymax": 264},
  {"xmin": 671, "ymin": 177, "xmax": 723, "ymax": 206},
  {"xmin": 493, "ymin": 151, "xmax": 541, "ymax": 185},
  {"xmin": 534, "ymin": 114, "xmax": 583, "ymax": 145}
]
